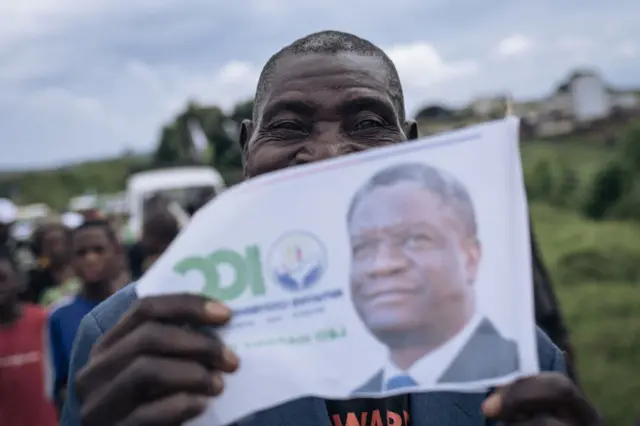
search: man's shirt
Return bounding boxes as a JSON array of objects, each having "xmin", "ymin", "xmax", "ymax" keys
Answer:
[
  {"xmin": 0, "ymin": 304, "xmax": 58, "ymax": 426},
  {"xmin": 383, "ymin": 313, "xmax": 483, "ymax": 389},
  {"xmin": 48, "ymin": 295, "xmax": 99, "ymax": 406}
]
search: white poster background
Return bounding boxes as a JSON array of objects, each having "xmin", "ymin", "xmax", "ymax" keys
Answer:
[{"xmin": 136, "ymin": 118, "xmax": 537, "ymax": 426}]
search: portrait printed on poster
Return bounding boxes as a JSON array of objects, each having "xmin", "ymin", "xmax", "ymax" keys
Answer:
[{"xmin": 346, "ymin": 163, "xmax": 520, "ymax": 395}]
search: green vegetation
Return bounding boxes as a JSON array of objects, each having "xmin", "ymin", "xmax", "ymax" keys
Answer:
[
  {"xmin": 523, "ymin": 128, "xmax": 640, "ymax": 425},
  {"xmin": 531, "ymin": 203, "xmax": 640, "ymax": 426},
  {"xmin": 0, "ymin": 156, "xmax": 147, "ymax": 210}
]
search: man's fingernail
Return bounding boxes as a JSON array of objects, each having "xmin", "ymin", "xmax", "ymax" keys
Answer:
[
  {"xmin": 205, "ymin": 302, "xmax": 230, "ymax": 319},
  {"xmin": 212, "ymin": 374, "xmax": 224, "ymax": 393},
  {"xmin": 481, "ymin": 394, "xmax": 501, "ymax": 416},
  {"xmin": 223, "ymin": 347, "xmax": 239, "ymax": 366}
]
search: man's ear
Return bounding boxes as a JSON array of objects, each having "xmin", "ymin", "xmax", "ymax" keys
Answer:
[
  {"xmin": 239, "ymin": 119, "xmax": 254, "ymax": 153},
  {"xmin": 403, "ymin": 119, "xmax": 419, "ymax": 140},
  {"xmin": 465, "ymin": 239, "xmax": 482, "ymax": 286},
  {"xmin": 114, "ymin": 241, "xmax": 124, "ymax": 255}
]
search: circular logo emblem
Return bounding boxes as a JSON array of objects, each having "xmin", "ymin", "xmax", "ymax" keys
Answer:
[{"xmin": 267, "ymin": 231, "xmax": 327, "ymax": 292}]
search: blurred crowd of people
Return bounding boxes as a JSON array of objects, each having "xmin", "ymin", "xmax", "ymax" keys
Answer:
[{"xmin": 0, "ymin": 195, "xmax": 186, "ymax": 425}]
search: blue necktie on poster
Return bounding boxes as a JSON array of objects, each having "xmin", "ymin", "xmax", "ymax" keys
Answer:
[{"xmin": 386, "ymin": 375, "xmax": 418, "ymax": 390}]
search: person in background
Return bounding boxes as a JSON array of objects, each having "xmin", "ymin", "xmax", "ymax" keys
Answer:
[
  {"xmin": 127, "ymin": 194, "xmax": 171, "ymax": 280},
  {"xmin": 22, "ymin": 221, "xmax": 77, "ymax": 306},
  {"xmin": 48, "ymin": 219, "xmax": 124, "ymax": 413},
  {"xmin": 140, "ymin": 209, "xmax": 180, "ymax": 275},
  {"xmin": 0, "ymin": 247, "xmax": 58, "ymax": 426},
  {"xmin": 0, "ymin": 198, "xmax": 18, "ymax": 261},
  {"xmin": 186, "ymin": 187, "xmax": 217, "ymax": 216},
  {"xmin": 530, "ymin": 222, "xmax": 580, "ymax": 384}
]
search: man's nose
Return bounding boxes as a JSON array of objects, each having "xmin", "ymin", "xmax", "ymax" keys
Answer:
[
  {"xmin": 295, "ymin": 125, "xmax": 352, "ymax": 164},
  {"xmin": 84, "ymin": 252, "xmax": 100, "ymax": 264},
  {"xmin": 367, "ymin": 245, "xmax": 409, "ymax": 277}
]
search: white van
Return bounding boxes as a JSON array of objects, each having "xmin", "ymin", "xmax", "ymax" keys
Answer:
[{"xmin": 125, "ymin": 166, "xmax": 226, "ymax": 241}]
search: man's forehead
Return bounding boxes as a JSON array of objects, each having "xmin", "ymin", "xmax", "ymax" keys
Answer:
[
  {"xmin": 75, "ymin": 228, "xmax": 106, "ymax": 241},
  {"xmin": 269, "ymin": 53, "xmax": 390, "ymax": 92}
]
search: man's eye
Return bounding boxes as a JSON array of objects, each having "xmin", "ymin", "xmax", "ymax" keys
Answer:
[
  {"xmin": 270, "ymin": 121, "xmax": 305, "ymax": 131},
  {"xmin": 405, "ymin": 235, "xmax": 430, "ymax": 246},
  {"xmin": 353, "ymin": 119, "xmax": 384, "ymax": 131}
]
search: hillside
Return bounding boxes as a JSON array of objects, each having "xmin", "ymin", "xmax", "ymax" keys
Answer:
[
  {"xmin": 0, "ymin": 154, "xmax": 244, "ymax": 210},
  {"xmin": 531, "ymin": 203, "xmax": 640, "ymax": 426}
]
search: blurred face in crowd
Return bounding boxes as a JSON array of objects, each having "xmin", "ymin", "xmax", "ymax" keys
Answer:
[
  {"xmin": 240, "ymin": 53, "xmax": 418, "ymax": 176},
  {"xmin": 142, "ymin": 233, "xmax": 170, "ymax": 262},
  {"xmin": 72, "ymin": 227, "xmax": 119, "ymax": 286},
  {"xmin": 41, "ymin": 226, "xmax": 70, "ymax": 265},
  {"xmin": 141, "ymin": 212, "xmax": 179, "ymax": 272},
  {"xmin": 0, "ymin": 258, "xmax": 22, "ymax": 308},
  {"xmin": 0, "ymin": 223, "xmax": 11, "ymax": 244},
  {"xmin": 141, "ymin": 233, "xmax": 170, "ymax": 272},
  {"xmin": 348, "ymin": 182, "xmax": 481, "ymax": 348}
]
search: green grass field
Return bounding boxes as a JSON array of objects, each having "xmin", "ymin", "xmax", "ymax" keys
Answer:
[
  {"xmin": 521, "ymin": 141, "xmax": 615, "ymax": 177},
  {"xmin": 524, "ymin": 138, "xmax": 639, "ymax": 426}
]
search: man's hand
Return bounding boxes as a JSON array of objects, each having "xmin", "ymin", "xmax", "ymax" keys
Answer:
[
  {"xmin": 75, "ymin": 294, "xmax": 239, "ymax": 426},
  {"xmin": 482, "ymin": 372, "xmax": 600, "ymax": 425}
]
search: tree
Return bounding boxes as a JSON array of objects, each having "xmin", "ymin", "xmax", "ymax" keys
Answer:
[
  {"xmin": 583, "ymin": 124, "xmax": 640, "ymax": 220},
  {"xmin": 230, "ymin": 100, "xmax": 253, "ymax": 123},
  {"xmin": 153, "ymin": 100, "xmax": 249, "ymax": 169},
  {"xmin": 154, "ymin": 125, "xmax": 182, "ymax": 164}
]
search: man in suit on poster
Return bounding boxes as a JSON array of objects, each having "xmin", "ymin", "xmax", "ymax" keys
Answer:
[{"xmin": 348, "ymin": 162, "xmax": 519, "ymax": 394}]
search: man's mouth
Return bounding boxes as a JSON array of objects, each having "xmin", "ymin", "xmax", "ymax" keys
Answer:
[
  {"xmin": 363, "ymin": 288, "xmax": 416, "ymax": 302},
  {"xmin": 83, "ymin": 268, "xmax": 104, "ymax": 281}
]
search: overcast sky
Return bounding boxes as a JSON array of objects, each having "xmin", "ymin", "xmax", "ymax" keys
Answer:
[{"xmin": 1, "ymin": 0, "xmax": 639, "ymax": 170}]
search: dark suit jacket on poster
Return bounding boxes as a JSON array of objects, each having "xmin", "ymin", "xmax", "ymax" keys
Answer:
[
  {"xmin": 62, "ymin": 286, "xmax": 562, "ymax": 426},
  {"xmin": 353, "ymin": 318, "xmax": 519, "ymax": 395}
]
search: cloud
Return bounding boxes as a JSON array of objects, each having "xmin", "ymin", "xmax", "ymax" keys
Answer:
[
  {"xmin": 556, "ymin": 35, "xmax": 598, "ymax": 53},
  {"xmin": 1, "ymin": 0, "xmax": 640, "ymax": 169},
  {"xmin": 615, "ymin": 42, "xmax": 638, "ymax": 59},
  {"xmin": 387, "ymin": 42, "xmax": 479, "ymax": 88},
  {"xmin": 496, "ymin": 34, "xmax": 535, "ymax": 57},
  {"xmin": 385, "ymin": 42, "xmax": 480, "ymax": 113}
]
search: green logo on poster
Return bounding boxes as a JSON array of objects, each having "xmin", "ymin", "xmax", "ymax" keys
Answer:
[{"xmin": 173, "ymin": 246, "xmax": 266, "ymax": 302}]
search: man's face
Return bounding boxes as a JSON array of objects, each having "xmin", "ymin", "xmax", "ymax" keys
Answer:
[
  {"xmin": 242, "ymin": 53, "xmax": 417, "ymax": 176},
  {"xmin": 348, "ymin": 182, "xmax": 481, "ymax": 344},
  {"xmin": 0, "ymin": 259, "xmax": 22, "ymax": 306},
  {"xmin": 72, "ymin": 228, "xmax": 117, "ymax": 285},
  {"xmin": 42, "ymin": 227, "xmax": 69, "ymax": 263}
]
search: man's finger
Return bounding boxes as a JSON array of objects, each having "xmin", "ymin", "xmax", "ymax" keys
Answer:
[
  {"xmin": 115, "ymin": 393, "xmax": 210, "ymax": 426},
  {"xmin": 94, "ymin": 294, "xmax": 231, "ymax": 352},
  {"xmin": 481, "ymin": 388, "xmax": 503, "ymax": 418},
  {"xmin": 76, "ymin": 323, "xmax": 238, "ymax": 400},
  {"xmin": 500, "ymin": 373, "xmax": 578, "ymax": 419},
  {"xmin": 81, "ymin": 357, "xmax": 222, "ymax": 425},
  {"xmin": 508, "ymin": 417, "xmax": 572, "ymax": 426},
  {"xmin": 483, "ymin": 373, "xmax": 599, "ymax": 425}
]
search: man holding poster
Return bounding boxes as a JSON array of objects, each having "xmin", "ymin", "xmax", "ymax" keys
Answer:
[
  {"xmin": 348, "ymin": 163, "xmax": 519, "ymax": 394},
  {"xmin": 62, "ymin": 30, "xmax": 599, "ymax": 426}
]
